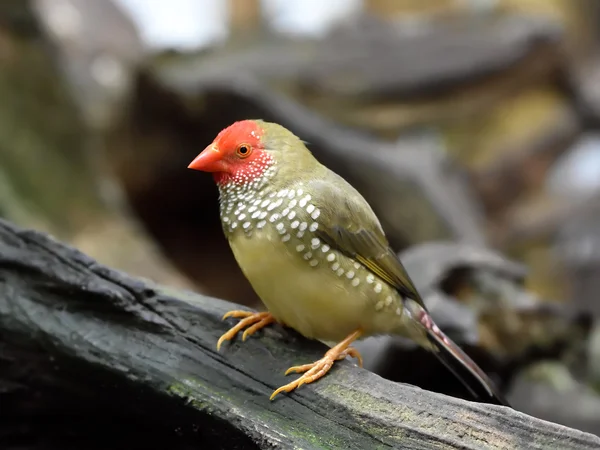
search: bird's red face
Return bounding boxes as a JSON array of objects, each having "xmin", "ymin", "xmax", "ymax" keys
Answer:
[{"xmin": 188, "ymin": 120, "xmax": 273, "ymax": 186}]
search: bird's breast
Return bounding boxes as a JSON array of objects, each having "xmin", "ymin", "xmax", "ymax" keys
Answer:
[
  {"xmin": 220, "ymin": 185, "xmax": 410, "ymax": 342},
  {"xmin": 228, "ymin": 228, "xmax": 368, "ymax": 341}
]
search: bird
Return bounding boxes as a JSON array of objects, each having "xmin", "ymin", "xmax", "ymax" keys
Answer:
[{"xmin": 187, "ymin": 119, "xmax": 509, "ymax": 406}]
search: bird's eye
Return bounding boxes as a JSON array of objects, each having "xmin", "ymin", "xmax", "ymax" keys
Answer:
[{"xmin": 236, "ymin": 144, "xmax": 252, "ymax": 158}]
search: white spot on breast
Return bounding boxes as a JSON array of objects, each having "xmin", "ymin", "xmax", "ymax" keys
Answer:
[
  {"xmin": 296, "ymin": 244, "xmax": 305, "ymax": 252},
  {"xmin": 351, "ymin": 278, "xmax": 360, "ymax": 287},
  {"xmin": 288, "ymin": 199, "xmax": 297, "ymax": 208},
  {"xmin": 299, "ymin": 195, "xmax": 311, "ymax": 207},
  {"xmin": 297, "ymin": 189, "xmax": 304, "ymax": 196},
  {"xmin": 374, "ymin": 283, "xmax": 382, "ymax": 293},
  {"xmin": 243, "ymin": 221, "xmax": 251, "ymax": 229},
  {"xmin": 299, "ymin": 222, "xmax": 308, "ymax": 231},
  {"xmin": 336, "ymin": 268, "xmax": 345, "ymax": 276},
  {"xmin": 288, "ymin": 211, "xmax": 296, "ymax": 220},
  {"xmin": 385, "ymin": 296, "xmax": 392, "ymax": 306},
  {"xmin": 354, "ymin": 262, "xmax": 361, "ymax": 270},
  {"xmin": 303, "ymin": 252, "xmax": 312, "ymax": 260},
  {"xmin": 288, "ymin": 190, "xmax": 296, "ymax": 199},
  {"xmin": 260, "ymin": 199, "xmax": 270, "ymax": 208},
  {"xmin": 231, "ymin": 222, "xmax": 238, "ymax": 229},
  {"xmin": 223, "ymin": 217, "xmax": 230, "ymax": 223},
  {"xmin": 248, "ymin": 205, "xmax": 257, "ymax": 213},
  {"xmin": 321, "ymin": 244, "xmax": 330, "ymax": 253},
  {"xmin": 291, "ymin": 220, "xmax": 300, "ymax": 229},
  {"xmin": 296, "ymin": 231, "xmax": 305, "ymax": 238},
  {"xmin": 251, "ymin": 211, "xmax": 260, "ymax": 219},
  {"xmin": 257, "ymin": 220, "xmax": 266, "ymax": 229},
  {"xmin": 311, "ymin": 209, "xmax": 320, "ymax": 220},
  {"xmin": 346, "ymin": 270, "xmax": 355, "ymax": 279},
  {"xmin": 306, "ymin": 204, "xmax": 315, "ymax": 214},
  {"xmin": 269, "ymin": 213, "xmax": 280, "ymax": 223},
  {"xmin": 278, "ymin": 189, "xmax": 288, "ymax": 197},
  {"xmin": 326, "ymin": 253, "xmax": 335, "ymax": 262},
  {"xmin": 259, "ymin": 211, "xmax": 267, "ymax": 219},
  {"xmin": 309, "ymin": 259, "xmax": 318, "ymax": 267},
  {"xmin": 282, "ymin": 208, "xmax": 290, "ymax": 216},
  {"xmin": 282, "ymin": 234, "xmax": 291, "ymax": 242},
  {"xmin": 311, "ymin": 238, "xmax": 320, "ymax": 249},
  {"xmin": 267, "ymin": 199, "xmax": 281, "ymax": 211},
  {"xmin": 309, "ymin": 223, "xmax": 318, "ymax": 232},
  {"xmin": 396, "ymin": 307, "xmax": 402, "ymax": 315},
  {"xmin": 277, "ymin": 224, "xmax": 286, "ymax": 234},
  {"xmin": 375, "ymin": 301, "xmax": 384, "ymax": 311},
  {"xmin": 238, "ymin": 213, "xmax": 246, "ymax": 220},
  {"xmin": 366, "ymin": 274, "xmax": 374, "ymax": 284}
]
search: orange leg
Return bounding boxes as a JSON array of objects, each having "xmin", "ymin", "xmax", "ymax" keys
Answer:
[
  {"xmin": 270, "ymin": 330, "xmax": 362, "ymax": 400},
  {"xmin": 216, "ymin": 310, "xmax": 275, "ymax": 351}
]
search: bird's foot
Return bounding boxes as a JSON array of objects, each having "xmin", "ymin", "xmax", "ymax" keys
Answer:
[
  {"xmin": 216, "ymin": 310, "xmax": 275, "ymax": 351},
  {"xmin": 270, "ymin": 330, "xmax": 362, "ymax": 400}
]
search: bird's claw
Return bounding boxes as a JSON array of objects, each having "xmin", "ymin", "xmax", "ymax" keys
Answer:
[
  {"xmin": 270, "ymin": 343, "xmax": 363, "ymax": 400},
  {"xmin": 216, "ymin": 311, "xmax": 275, "ymax": 351},
  {"xmin": 222, "ymin": 310, "xmax": 254, "ymax": 320}
]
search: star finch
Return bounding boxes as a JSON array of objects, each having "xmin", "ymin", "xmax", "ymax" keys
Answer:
[{"xmin": 188, "ymin": 119, "xmax": 508, "ymax": 405}]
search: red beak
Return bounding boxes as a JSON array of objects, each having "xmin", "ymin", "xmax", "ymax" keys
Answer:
[{"xmin": 188, "ymin": 144, "xmax": 227, "ymax": 172}]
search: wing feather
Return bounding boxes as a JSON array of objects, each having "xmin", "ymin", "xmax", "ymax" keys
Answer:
[{"xmin": 305, "ymin": 177, "xmax": 427, "ymax": 310}]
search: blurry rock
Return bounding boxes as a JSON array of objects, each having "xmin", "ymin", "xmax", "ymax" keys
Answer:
[
  {"xmin": 301, "ymin": 13, "xmax": 560, "ymax": 100},
  {"xmin": 499, "ymin": 0, "xmax": 600, "ymax": 60},
  {"xmin": 554, "ymin": 198, "xmax": 600, "ymax": 316},
  {"xmin": 399, "ymin": 240, "xmax": 528, "ymax": 290},
  {"xmin": 507, "ymin": 361, "xmax": 600, "ymax": 436},
  {"xmin": 571, "ymin": 57, "xmax": 600, "ymax": 124},
  {"xmin": 496, "ymin": 196, "xmax": 600, "ymax": 303},
  {"xmin": 588, "ymin": 322, "xmax": 600, "ymax": 383},
  {"xmin": 152, "ymin": 12, "xmax": 562, "ymax": 136},
  {"xmin": 355, "ymin": 242, "xmax": 591, "ymax": 399},
  {"xmin": 455, "ymin": 86, "xmax": 580, "ymax": 216},
  {"xmin": 547, "ymin": 134, "xmax": 600, "ymax": 200},
  {"xmin": 494, "ymin": 134, "xmax": 600, "ymax": 264},
  {"xmin": 296, "ymin": 14, "xmax": 563, "ymax": 137},
  {"xmin": 32, "ymin": 0, "xmax": 145, "ymax": 130},
  {"xmin": 0, "ymin": 0, "xmax": 191, "ymax": 289}
]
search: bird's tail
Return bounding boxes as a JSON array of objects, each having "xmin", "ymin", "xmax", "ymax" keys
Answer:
[{"xmin": 406, "ymin": 300, "xmax": 510, "ymax": 407}]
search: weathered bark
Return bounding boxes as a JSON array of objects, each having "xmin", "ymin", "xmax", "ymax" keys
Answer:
[{"xmin": 1, "ymin": 218, "xmax": 598, "ymax": 450}]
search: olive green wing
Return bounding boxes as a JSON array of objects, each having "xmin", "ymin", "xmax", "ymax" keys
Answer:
[{"xmin": 305, "ymin": 177, "xmax": 427, "ymax": 309}]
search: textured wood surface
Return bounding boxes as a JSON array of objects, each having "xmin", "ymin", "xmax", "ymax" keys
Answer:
[{"xmin": 0, "ymin": 218, "xmax": 598, "ymax": 449}]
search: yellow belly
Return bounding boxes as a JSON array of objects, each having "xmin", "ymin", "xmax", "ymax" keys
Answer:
[{"xmin": 228, "ymin": 229, "xmax": 379, "ymax": 342}]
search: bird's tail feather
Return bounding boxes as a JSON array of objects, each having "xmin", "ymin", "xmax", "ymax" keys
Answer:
[{"xmin": 407, "ymin": 300, "xmax": 510, "ymax": 407}]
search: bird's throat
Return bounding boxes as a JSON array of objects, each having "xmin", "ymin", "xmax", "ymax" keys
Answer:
[{"xmin": 217, "ymin": 159, "xmax": 278, "ymax": 237}]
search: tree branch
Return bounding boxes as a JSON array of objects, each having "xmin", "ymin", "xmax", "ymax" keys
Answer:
[{"xmin": 0, "ymin": 218, "xmax": 598, "ymax": 449}]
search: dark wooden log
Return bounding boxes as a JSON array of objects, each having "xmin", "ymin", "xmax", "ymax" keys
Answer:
[{"xmin": 1, "ymin": 218, "xmax": 598, "ymax": 450}]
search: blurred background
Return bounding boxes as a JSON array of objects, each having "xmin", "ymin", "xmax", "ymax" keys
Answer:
[{"xmin": 2, "ymin": 0, "xmax": 600, "ymax": 436}]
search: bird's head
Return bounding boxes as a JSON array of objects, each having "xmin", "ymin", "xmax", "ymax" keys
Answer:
[{"xmin": 188, "ymin": 120, "xmax": 315, "ymax": 187}]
